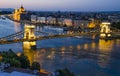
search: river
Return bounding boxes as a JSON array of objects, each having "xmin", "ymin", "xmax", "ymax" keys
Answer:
[{"xmin": 0, "ymin": 18, "xmax": 120, "ymax": 76}]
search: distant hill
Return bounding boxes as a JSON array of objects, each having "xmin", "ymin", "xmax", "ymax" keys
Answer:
[
  {"xmin": 0, "ymin": 8, "xmax": 14, "ymax": 14},
  {"xmin": 0, "ymin": 8, "xmax": 14, "ymax": 12}
]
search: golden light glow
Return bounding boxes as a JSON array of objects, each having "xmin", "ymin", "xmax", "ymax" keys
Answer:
[
  {"xmin": 0, "ymin": 55, "xmax": 3, "ymax": 61},
  {"xmin": 23, "ymin": 49, "xmax": 35, "ymax": 65},
  {"xmin": 23, "ymin": 41, "xmax": 31, "ymax": 49},
  {"xmin": 64, "ymin": 19, "xmax": 72, "ymax": 27},
  {"xmin": 100, "ymin": 22, "xmax": 111, "ymax": 33},
  {"xmin": 30, "ymin": 41, "xmax": 36, "ymax": 46},
  {"xmin": 24, "ymin": 25, "xmax": 36, "ymax": 39},
  {"xmin": 83, "ymin": 44, "xmax": 88, "ymax": 50},
  {"xmin": 13, "ymin": 5, "xmax": 26, "ymax": 21},
  {"xmin": 97, "ymin": 39, "xmax": 114, "ymax": 68},
  {"xmin": 107, "ymin": 34, "xmax": 111, "ymax": 37},
  {"xmin": 91, "ymin": 42, "xmax": 96, "ymax": 49},
  {"xmin": 100, "ymin": 22, "xmax": 112, "ymax": 38},
  {"xmin": 98, "ymin": 39, "xmax": 114, "ymax": 52},
  {"xmin": 17, "ymin": 52, "xmax": 21, "ymax": 57},
  {"xmin": 100, "ymin": 34, "xmax": 106, "ymax": 37},
  {"xmin": 77, "ymin": 45, "xmax": 81, "ymax": 50},
  {"xmin": 88, "ymin": 22, "xmax": 95, "ymax": 28},
  {"xmin": 23, "ymin": 25, "xmax": 36, "ymax": 49}
]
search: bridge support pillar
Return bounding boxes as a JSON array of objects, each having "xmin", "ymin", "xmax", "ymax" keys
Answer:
[
  {"xmin": 23, "ymin": 25, "xmax": 36, "ymax": 50},
  {"xmin": 23, "ymin": 41, "xmax": 36, "ymax": 50}
]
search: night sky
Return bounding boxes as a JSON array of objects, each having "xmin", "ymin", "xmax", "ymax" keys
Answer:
[{"xmin": 1, "ymin": 0, "xmax": 120, "ymax": 11}]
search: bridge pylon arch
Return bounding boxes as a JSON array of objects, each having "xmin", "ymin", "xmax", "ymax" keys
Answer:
[
  {"xmin": 100, "ymin": 22, "xmax": 111, "ymax": 38},
  {"xmin": 23, "ymin": 25, "xmax": 36, "ymax": 50}
]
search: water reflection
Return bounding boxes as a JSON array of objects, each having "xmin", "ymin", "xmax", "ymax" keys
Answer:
[
  {"xmin": 83, "ymin": 44, "xmax": 89, "ymax": 50},
  {"xmin": 77, "ymin": 45, "xmax": 81, "ymax": 50},
  {"xmin": 91, "ymin": 42, "xmax": 96, "ymax": 49},
  {"xmin": 98, "ymin": 39, "xmax": 114, "ymax": 52},
  {"xmin": 97, "ymin": 40, "xmax": 114, "ymax": 68},
  {"xmin": 23, "ymin": 49, "xmax": 35, "ymax": 65},
  {"xmin": 14, "ymin": 22, "xmax": 21, "ymax": 32},
  {"xmin": 24, "ymin": 40, "xmax": 119, "ymax": 73}
]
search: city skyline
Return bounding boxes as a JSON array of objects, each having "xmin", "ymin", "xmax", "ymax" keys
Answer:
[{"xmin": 0, "ymin": 0, "xmax": 120, "ymax": 11}]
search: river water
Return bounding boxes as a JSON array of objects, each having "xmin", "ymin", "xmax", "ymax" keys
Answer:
[{"xmin": 0, "ymin": 18, "xmax": 120, "ymax": 76}]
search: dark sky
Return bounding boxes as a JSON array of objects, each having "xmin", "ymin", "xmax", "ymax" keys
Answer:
[{"xmin": 1, "ymin": 0, "xmax": 120, "ymax": 11}]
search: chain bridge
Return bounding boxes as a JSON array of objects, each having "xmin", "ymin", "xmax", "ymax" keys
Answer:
[
  {"xmin": 0, "ymin": 22, "xmax": 120, "ymax": 49},
  {"xmin": 0, "ymin": 25, "xmax": 98, "ymax": 44}
]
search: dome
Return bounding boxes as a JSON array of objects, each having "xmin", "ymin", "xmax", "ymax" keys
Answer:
[
  {"xmin": 20, "ymin": 5, "xmax": 24, "ymax": 9},
  {"xmin": 19, "ymin": 5, "xmax": 25, "ymax": 12}
]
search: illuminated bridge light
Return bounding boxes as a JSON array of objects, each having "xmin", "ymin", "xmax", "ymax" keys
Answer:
[
  {"xmin": 107, "ymin": 34, "xmax": 111, "ymax": 37},
  {"xmin": 17, "ymin": 52, "xmax": 21, "ymax": 56},
  {"xmin": 100, "ymin": 34, "xmax": 106, "ymax": 37}
]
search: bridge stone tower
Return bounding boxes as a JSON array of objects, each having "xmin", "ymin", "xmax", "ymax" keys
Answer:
[
  {"xmin": 100, "ymin": 22, "xmax": 111, "ymax": 38},
  {"xmin": 23, "ymin": 25, "xmax": 36, "ymax": 50}
]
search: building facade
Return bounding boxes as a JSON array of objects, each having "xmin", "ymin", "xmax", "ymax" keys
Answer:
[
  {"xmin": 46, "ymin": 16, "xmax": 56, "ymax": 25},
  {"xmin": 63, "ymin": 18, "xmax": 73, "ymax": 27},
  {"xmin": 13, "ymin": 5, "xmax": 27, "ymax": 21},
  {"xmin": 31, "ymin": 15, "xmax": 37, "ymax": 22},
  {"xmin": 37, "ymin": 17, "xmax": 46, "ymax": 23}
]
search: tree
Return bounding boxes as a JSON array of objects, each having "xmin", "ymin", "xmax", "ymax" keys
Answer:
[
  {"xmin": 1, "ymin": 49, "xmax": 30, "ymax": 69},
  {"xmin": 111, "ymin": 22, "xmax": 120, "ymax": 29},
  {"xmin": 18, "ymin": 54, "xmax": 30, "ymax": 69},
  {"xmin": 31, "ymin": 62, "xmax": 40, "ymax": 70},
  {"xmin": 55, "ymin": 68, "xmax": 75, "ymax": 76}
]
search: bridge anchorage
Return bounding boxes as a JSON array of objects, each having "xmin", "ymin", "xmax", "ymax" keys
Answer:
[
  {"xmin": 23, "ymin": 25, "xmax": 36, "ymax": 50},
  {"xmin": 100, "ymin": 22, "xmax": 111, "ymax": 39}
]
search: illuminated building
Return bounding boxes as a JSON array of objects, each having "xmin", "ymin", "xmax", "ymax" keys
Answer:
[
  {"xmin": 63, "ymin": 19, "xmax": 72, "ymax": 27},
  {"xmin": 46, "ymin": 16, "xmax": 56, "ymax": 25},
  {"xmin": 73, "ymin": 19, "xmax": 81, "ymax": 28},
  {"xmin": 13, "ymin": 5, "xmax": 27, "ymax": 21},
  {"xmin": 37, "ymin": 17, "xmax": 46, "ymax": 23},
  {"xmin": 57, "ymin": 18, "xmax": 65, "ymax": 26},
  {"xmin": 73, "ymin": 20, "xmax": 90, "ymax": 28},
  {"xmin": 31, "ymin": 15, "xmax": 37, "ymax": 22},
  {"xmin": 88, "ymin": 21, "xmax": 96, "ymax": 28},
  {"xmin": 88, "ymin": 19, "xmax": 101, "ymax": 28}
]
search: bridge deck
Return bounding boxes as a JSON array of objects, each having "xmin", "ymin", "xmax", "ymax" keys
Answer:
[
  {"xmin": 0, "ymin": 32, "xmax": 97, "ymax": 44},
  {"xmin": 0, "ymin": 31, "xmax": 120, "ymax": 45}
]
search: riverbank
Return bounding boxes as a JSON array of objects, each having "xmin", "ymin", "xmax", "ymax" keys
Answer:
[
  {"xmin": 0, "ymin": 49, "xmax": 52, "ymax": 75},
  {"xmin": 6, "ymin": 16, "xmax": 81, "ymax": 32},
  {"xmin": 6, "ymin": 16, "xmax": 60, "ymax": 26},
  {"xmin": 6, "ymin": 16, "xmax": 37, "ymax": 25}
]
